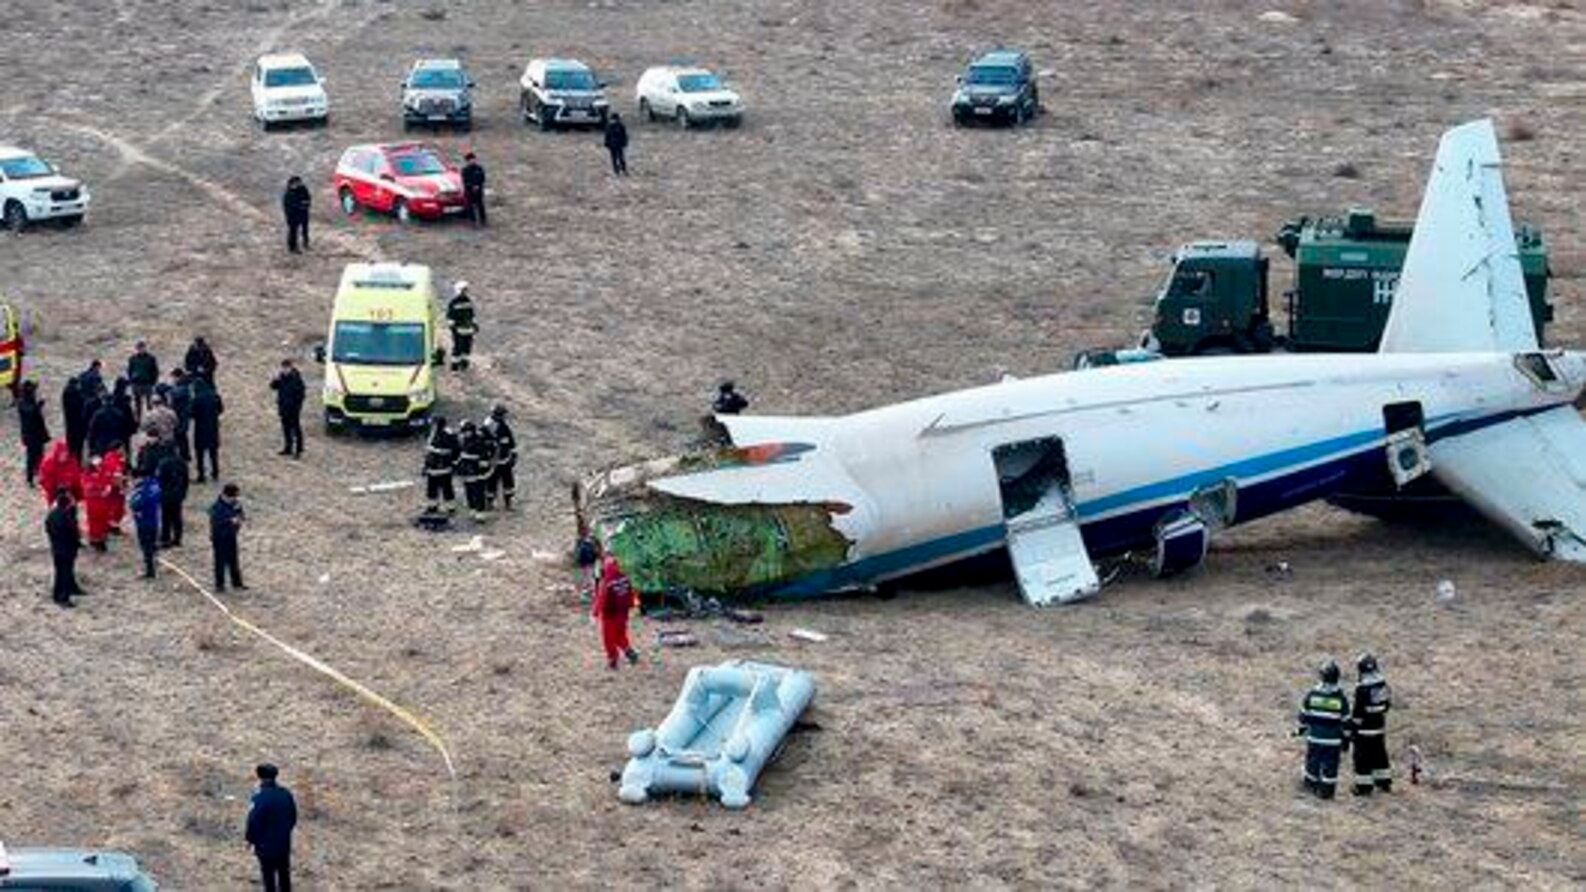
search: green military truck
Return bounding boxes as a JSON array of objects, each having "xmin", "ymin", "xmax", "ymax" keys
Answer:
[{"xmin": 1146, "ymin": 208, "xmax": 1552, "ymax": 356}]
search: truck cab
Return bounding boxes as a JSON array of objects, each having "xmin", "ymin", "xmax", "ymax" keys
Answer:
[
  {"xmin": 1149, "ymin": 241, "xmax": 1272, "ymax": 356},
  {"xmin": 319, "ymin": 263, "xmax": 440, "ymax": 434}
]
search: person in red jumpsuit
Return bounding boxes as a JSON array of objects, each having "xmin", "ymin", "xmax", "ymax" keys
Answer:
[
  {"xmin": 592, "ymin": 554, "xmax": 640, "ymax": 670},
  {"xmin": 81, "ymin": 455, "xmax": 117, "ymax": 552},
  {"xmin": 101, "ymin": 446, "xmax": 128, "ymax": 536},
  {"xmin": 37, "ymin": 440, "xmax": 83, "ymax": 508}
]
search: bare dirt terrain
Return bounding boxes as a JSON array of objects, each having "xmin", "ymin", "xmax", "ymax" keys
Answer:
[{"xmin": 3, "ymin": 0, "xmax": 1586, "ymax": 887}]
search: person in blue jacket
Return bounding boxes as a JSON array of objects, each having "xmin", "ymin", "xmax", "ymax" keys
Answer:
[
  {"xmin": 128, "ymin": 474, "xmax": 161, "ymax": 579},
  {"xmin": 245, "ymin": 763, "xmax": 298, "ymax": 892}
]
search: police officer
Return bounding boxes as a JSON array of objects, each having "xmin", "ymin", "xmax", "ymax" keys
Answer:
[
  {"xmin": 269, "ymin": 359, "xmax": 306, "ymax": 458},
  {"xmin": 461, "ymin": 152, "xmax": 487, "ymax": 226},
  {"xmin": 482, "ymin": 404, "xmax": 517, "ymax": 511},
  {"xmin": 1350, "ymin": 653, "xmax": 1393, "ymax": 795},
  {"xmin": 455, "ymin": 421, "xmax": 490, "ymax": 522},
  {"xmin": 282, "ymin": 175, "xmax": 312, "ymax": 253},
  {"xmin": 712, "ymin": 381, "xmax": 749, "ymax": 415},
  {"xmin": 446, "ymin": 282, "xmax": 478, "ymax": 371},
  {"xmin": 422, "ymin": 416, "xmax": 460, "ymax": 514},
  {"xmin": 209, "ymin": 482, "xmax": 247, "ymax": 592},
  {"xmin": 45, "ymin": 487, "xmax": 84, "ymax": 608},
  {"xmin": 1297, "ymin": 660, "xmax": 1350, "ymax": 799}
]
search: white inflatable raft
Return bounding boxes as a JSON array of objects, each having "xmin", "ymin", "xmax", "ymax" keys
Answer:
[{"xmin": 619, "ymin": 660, "xmax": 815, "ymax": 809}]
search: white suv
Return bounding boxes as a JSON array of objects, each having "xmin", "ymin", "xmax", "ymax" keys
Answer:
[
  {"xmin": 635, "ymin": 66, "xmax": 743, "ymax": 128},
  {"xmin": 0, "ymin": 146, "xmax": 90, "ymax": 231},
  {"xmin": 519, "ymin": 58, "xmax": 609, "ymax": 130},
  {"xmin": 251, "ymin": 52, "xmax": 329, "ymax": 129}
]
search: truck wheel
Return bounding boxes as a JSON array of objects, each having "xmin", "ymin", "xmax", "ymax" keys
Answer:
[
  {"xmin": 640, "ymin": 98, "xmax": 654, "ymax": 122},
  {"xmin": 394, "ymin": 198, "xmax": 411, "ymax": 224},
  {"xmin": 59, "ymin": 215, "xmax": 82, "ymax": 229},
  {"xmin": 339, "ymin": 188, "xmax": 357, "ymax": 216},
  {"xmin": 3, "ymin": 201, "xmax": 26, "ymax": 232},
  {"xmin": 676, "ymin": 106, "xmax": 690, "ymax": 129},
  {"xmin": 539, "ymin": 108, "xmax": 555, "ymax": 132}
]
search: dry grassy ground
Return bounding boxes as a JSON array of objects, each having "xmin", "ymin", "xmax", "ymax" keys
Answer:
[{"xmin": 3, "ymin": 0, "xmax": 1585, "ymax": 887}]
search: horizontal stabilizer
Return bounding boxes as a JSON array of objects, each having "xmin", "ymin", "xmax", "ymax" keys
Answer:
[
  {"xmin": 1379, "ymin": 119, "xmax": 1538, "ymax": 354},
  {"xmin": 1431, "ymin": 406, "xmax": 1586, "ymax": 560},
  {"xmin": 716, "ymin": 414, "xmax": 839, "ymax": 448},
  {"xmin": 650, "ymin": 455, "xmax": 864, "ymax": 510}
]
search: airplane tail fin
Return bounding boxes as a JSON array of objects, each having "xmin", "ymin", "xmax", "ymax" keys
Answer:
[{"xmin": 1378, "ymin": 119, "xmax": 1538, "ymax": 353}]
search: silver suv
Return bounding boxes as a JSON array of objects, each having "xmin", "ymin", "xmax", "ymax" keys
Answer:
[
  {"xmin": 0, "ymin": 843, "xmax": 159, "ymax": 890},
  {"xmin": 402, "ymin": 59, "xmax": 475, "ymax": 131}
]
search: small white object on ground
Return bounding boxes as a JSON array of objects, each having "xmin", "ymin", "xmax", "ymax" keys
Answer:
[
  {"xmin": 350, "ymin": 479, "xmax": 415, "ymax": 494},
  {"xmin": 452, "ymin": 535, "xmax": 485, "ymax": 553},
  {"xmin": 480, "ymin": 549, "xmax": 506, "ymax": 561},
  {"xmin": 530, "ymin": 549, "xmax": 562, "ymax": 564},
  {"xmin": 317, "ymin": 573, "xmax": 331, "ymax": 585},
  {"xmin": 789, "ymin": 628, "xmax": 828, "ymax": 643},
  {"xmin": 1435, "ymin": 579, "xmax": 1457, "ymax": 602},
  {"xmin": 1258, "ymin": 10, "xmax": 1298, "ymax": 24}
]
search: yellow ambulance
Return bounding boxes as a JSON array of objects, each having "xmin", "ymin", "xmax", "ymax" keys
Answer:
[{"xmin": 318, "ymin": 263, "xmax": 440, "ymax": 433}]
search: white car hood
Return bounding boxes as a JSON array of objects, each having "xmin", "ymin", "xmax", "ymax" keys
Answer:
[
  {"xmin": 682, "ymin": 89, "xmax": 740, "ymax": 105},
  {"xmin": 16, "ymin": 174, "xmax": 81, "ymax": 192},
  {"xmin": 262, "ymin": 84, "xmax": 326, "ymax": 102}
]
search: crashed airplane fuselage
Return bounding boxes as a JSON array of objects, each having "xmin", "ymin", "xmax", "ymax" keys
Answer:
[{"xmin": 576, "ymin": 120, "xmax": 1586, "ymax": 605}]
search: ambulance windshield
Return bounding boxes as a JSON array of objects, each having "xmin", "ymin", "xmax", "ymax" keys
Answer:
[{"xmin": 332, "ymin": 321, "xmax": 425, "ymax": 366}]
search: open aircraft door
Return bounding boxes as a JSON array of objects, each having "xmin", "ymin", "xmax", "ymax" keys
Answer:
[{"xmin": 993, "ymin": 437, "xmax": 1099, "ymax": 606}]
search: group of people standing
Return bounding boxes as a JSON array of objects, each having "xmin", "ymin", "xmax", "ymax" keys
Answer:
[
  {"xmin": 1296, "ymin": 653, "xmax": 1394, "ymax": 799},
  {"xmin": 16, "ymin": 337, "xmax": 235, "ymax": 607},
  {"xmin": 421, "ymin": 404, "xmax": 516, "ymax": 524}
]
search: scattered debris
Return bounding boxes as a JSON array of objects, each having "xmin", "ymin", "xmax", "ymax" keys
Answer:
[
  {"xmin": 480, "ymin": 550, "xmax": 507, "ymax": 562},
  {"xmin": 656, "ymin": 629, "xmax": 699, "ymax": 648},
  {"xmin": 1504, "ymin": 120, "xmax": 1537, "ymax": 143},
  {"xmin": 452, "ymin": 536, "xmax": 485, "ymax": 554},
  {"xmin": 788, "ymin": 628, "xmax": 828, "ymax": 643},
  {"xmin": 1331, "ymin": 161, "xmax": 1361, "ymax": 179},
  {"xmin": 1435, "ymin": 579, "xmax": 1457, "ymax": 603},
  {"xmin": 1258, "ymin": 10, "xmax": 1299, "ymax": 24},
  {"xmin": 350, "ymin": 480, "xmax": 416, "ymax": 495},
  {"xmin": 1409, "ymin": 745, "xmax": 1424, "ymax": 784},
  {"xmin": 317, "ymin": 573, "xmax": 331, "ymax": 585},
  {"xmin": 530, "ymin": 548, "xmax": 564, "ymax": 565},
  {"xmin": 724, "ymin": 607, "xmax": 763, "ymax": 624},
  {"xmin": 1264, "ymin": 561, "xmax": 1292, "ymax": 577}
]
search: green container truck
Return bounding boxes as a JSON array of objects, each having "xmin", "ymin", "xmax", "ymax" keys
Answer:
[{"xmin": 1147, "ymin": 208, "xmax": 1552, "ymax": 356}]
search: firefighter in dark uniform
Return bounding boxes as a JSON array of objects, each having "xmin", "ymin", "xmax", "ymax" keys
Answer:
[
  {"xmin": 477, "ymin": 415, "xmax": 499, "ymax": 510},
  {"xmin": 455, "ymin": 421, "xmax": 490, "ymax": 522},
  {"xmin": 712, "ymin": 381, "xmax": 749, "ymax": 415},
  {"xmin": 1350, "ymin": 653, "xmax": 1393, "ymax": 794},
  {"xmin": 483, "ymin": 404, "xmax": 517, "ymax": 511},
  {"xmin": 1297, "ymin": 659, "xmax": 1350, "ymax": 799},
  {"xmin": 446, "ymin": 282, "xmax": 478, "ymax": 371},
  {"xmin": 422, "ymin": 417, "xmax": 460, "ymax": 515}
]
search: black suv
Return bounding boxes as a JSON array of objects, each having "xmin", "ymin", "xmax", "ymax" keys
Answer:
[{"xmin": 950, "ymin": 50, "xmax": 1038, "ymax": 126}]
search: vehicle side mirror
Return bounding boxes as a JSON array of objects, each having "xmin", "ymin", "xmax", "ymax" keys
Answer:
[{"xmin": 313, "ymin": 344, "xmax": 326, "ymax": 364}]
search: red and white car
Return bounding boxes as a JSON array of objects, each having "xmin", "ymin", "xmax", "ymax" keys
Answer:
[{"xmin": 332, "ymin": 143, "xmax": 467, "ymax": 223}]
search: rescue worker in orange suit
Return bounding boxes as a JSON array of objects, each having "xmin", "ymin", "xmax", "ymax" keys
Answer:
[
  {"xmin": 102, "ymin": 446, "xmax": 128, "ymax": 536},
  {"xmin": 592, "ymin": 554, "xmax": 640, "ymax": 670},
  {"xmin": 82, "ymin": 455, "xmax": 117, "ymax": 553},
  {"xmin": 1350, "ymin": 653, "xmax": 1394, "ymax": 795},
  {"xmin": 1297, "ymin": 659, "xmax": 1350, "ymax": 799},
  {"xmin": 37, "ymin": 440, "xmax": 84, "ymax": 508}
]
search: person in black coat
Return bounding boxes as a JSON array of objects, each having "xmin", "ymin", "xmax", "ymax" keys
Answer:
[
  {"xmin": 712, "ymin": 381, "xmax": 749, "ymax": 415},
  {"xmin": 603, "ymin": 113, "xmax": 629, "ymax": 175},
  {"xmin": 86, "ymin": 390, "xmax": 129, "ymax": 458},
  {"xmin": 111, "ymin": 377, "xmax": 138, "ymax": 448},
  {"xmin": 17, "ymin": 380, "xmax": 49, "ymax": 487},
  {"xmin": 126, "ymin": 341, "xmax": 160, "ymax": 420},
  {"xmin": 282, "ymin": 176, "xmax": 312, "ymax": 253},
  {"xmin": 269, "ymin": 359, "xmax": 306, "ymax": 457},
  {"xmin": 245, "ymin": 763, "xmax": 297, "ymax": 892},
  {"xmin": 61, "ymin": 375, "xmax": 87, "ymax": 460},
  {"xmin": 168, "ymin": 368, "xmax": 193, "ymax": 462},
  {"xmin": 78, "ymin": 359, "xmax": 105, "ymax": 402},
  {"xmin": 209, "ymin": 482, "xmax": 246, "ymax": 591},
  {"xmin": 461, "ymin": 152, "xmax": 487, "ymax": 226},
  {"xmin": 155, "ymin": 448, "xmax": 189, "ymax": 548},
  {"xmin": 190, "ymin": 377, "xmax": 224, "ymax": 483},
  {"xmin": 183, "ymin": 337, "xmax": 218, "ymax": 383},
  {"xmin": 45, "ymin": 489, "xmax": 85, "ymax": 607}
]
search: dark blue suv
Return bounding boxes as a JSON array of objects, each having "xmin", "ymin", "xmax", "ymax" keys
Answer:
[{"xmin": 951, "ymin": 50, "xmax": 1039, "ymax": 127}]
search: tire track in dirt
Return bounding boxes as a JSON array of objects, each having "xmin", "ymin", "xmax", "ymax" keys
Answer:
[{"xmin": 54, "ymin": 120, "xmax": 385, "ymax": 262}]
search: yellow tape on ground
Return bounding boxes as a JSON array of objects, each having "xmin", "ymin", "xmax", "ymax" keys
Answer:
[{"xmin": 159, "ymin": 557, "xmax": 457, "ymax": 779}]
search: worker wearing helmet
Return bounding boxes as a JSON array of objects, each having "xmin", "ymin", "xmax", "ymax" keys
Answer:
[
  {"xmin": 1297, "ymin": 659, "xmax": 1350, "ymax": 799},
  {"xmin": 1350, "ymin": 653, "xmax": 1393, "ymax": 795},
  {"xmin": 446, "ymin": 281, "xmax": 477, "ymax": 371},
  {"xmin": 454, "ymin": 420, "xmax": 490, "ymax": 522},
  {"xmin": 482, "ymin": 404, "xmax": 517, "ymax": 511}
]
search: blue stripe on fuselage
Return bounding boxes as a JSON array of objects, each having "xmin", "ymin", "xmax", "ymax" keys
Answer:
[{"xmin": 758, "ymin": 403, "xmax": 1563, "ymax": 600}]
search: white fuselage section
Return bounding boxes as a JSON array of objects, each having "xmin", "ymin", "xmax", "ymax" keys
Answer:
[{"xmin": 792, "ymin": 351, "xmax": 1585, "ymax": 584}]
